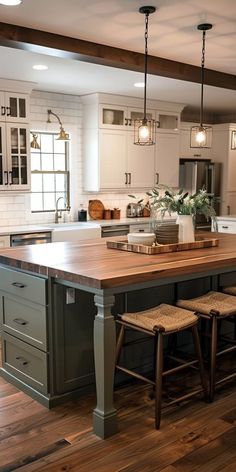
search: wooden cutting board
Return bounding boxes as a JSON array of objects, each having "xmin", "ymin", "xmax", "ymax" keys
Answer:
[{"xmin": 88, "ymin": 200, "xmax": 105, "ymax": 219}]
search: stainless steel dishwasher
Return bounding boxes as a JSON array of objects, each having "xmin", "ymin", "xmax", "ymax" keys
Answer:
[
  {"xmin": 101, "ymin": 225, "xmax": 130, "ymax": 237},
  {"xmin": 10, "ymin": 232, "xmax": 51, "ymax": 246}
]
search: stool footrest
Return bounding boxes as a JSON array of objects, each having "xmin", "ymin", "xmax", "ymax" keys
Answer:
[{"xmin": 116, "ymin": 365, "xmax": 155, "ymax": 386}]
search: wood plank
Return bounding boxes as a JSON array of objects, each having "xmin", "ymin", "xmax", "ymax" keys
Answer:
[
  {"xmin": 0, "ymin": 232, "xmax": 236, "ymax": 290},
  {"xmin": 0, "ymin": 23, "xmax": 235, "ymax": 90}
]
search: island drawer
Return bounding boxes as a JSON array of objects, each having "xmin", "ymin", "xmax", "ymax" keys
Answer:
[
  {"xmin": 2, "ymin": 332, "xmax": 48, "ymax": 394},
  {"xmin": 0, "ymin": 266, "xmax": 46, "ymax": 305},
  {"xmin": 0, "ymin": 293, "xmax": 47, "ymax": 351}
]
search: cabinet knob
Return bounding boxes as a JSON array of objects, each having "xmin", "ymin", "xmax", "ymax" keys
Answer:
[{"xmin": 124, "ymin": 118, "xmax": 128, "ymax": 126}]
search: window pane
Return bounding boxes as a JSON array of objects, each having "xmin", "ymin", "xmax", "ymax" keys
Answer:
[
  {"xmin": 56, "ymin": 174, "xmax": 66, "ymax": 192},
  {"xmin": 43, "ymin": 174, "xmax": 55, "ymax": 192},
  {"xmin": 43, "ymin": 193, "xmax": 55, "ymax": 211},
  {"xmin": 54, "ymin": 154, "xmax": 65, "ymax": 171},
  {"xmin": 54, "ymin": 139, "xmax": 65, "ymax": 154},
  {"xmin": 42, "ymin": 153, "xmax": 53, "ymax": 171},
  {"xmin": 40, "ymin": 134, "xmax": 53, "ymax": 153},
  {"xmin": 31, "ymin": 193, "xmax": 43, "ymax": 211},
  {"xmin": 31, "ymin": 153, "xmax": 41, "ymax": 171},
  {"xmin": 31, "ymin": 173, "xmax": 42, "ymax": 192}
]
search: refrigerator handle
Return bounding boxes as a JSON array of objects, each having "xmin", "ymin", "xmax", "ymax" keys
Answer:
[
  {"xmin": 193, "ymin": 162, "xmax": 197, "ymax": 194},
  {"xmin": 208, "ymin": 164, "xmax": 214, "ymax": 194}
]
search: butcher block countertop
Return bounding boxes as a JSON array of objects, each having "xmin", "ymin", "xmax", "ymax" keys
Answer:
[{"xmin": 0, "ymin": 232, "xmax": 236, "ymax": 290}]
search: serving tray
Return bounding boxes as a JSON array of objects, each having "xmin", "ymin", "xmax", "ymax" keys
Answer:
[{"xmin": 106, "ymin": 237, "xmax": 219, "ymax": 255}]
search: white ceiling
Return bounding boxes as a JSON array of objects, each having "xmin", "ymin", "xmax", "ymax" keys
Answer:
[{"xmin": 0, "ymin": 0, "xmax": 235, "ymax": 115}]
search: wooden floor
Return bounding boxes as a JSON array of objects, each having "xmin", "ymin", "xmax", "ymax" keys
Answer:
[{"xmin": 1, "ymin": 376, "xmax": 236, "ymax": 472}]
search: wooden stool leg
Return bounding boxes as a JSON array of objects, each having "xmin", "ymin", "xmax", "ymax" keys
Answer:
[
  {"xmin": 210, "ymin": 316, "xmax": 218, "ymax": 402},
  {"xmin": 191, "ymin": 325, "xmax": 209, "ymax": 401},
  {"xmin": 115, "ymin": 324, "xmax": 125, "ymax": 365},
  {"xmin": 155, "ymin": 331, "xmax": 163, "ymax": 430}
]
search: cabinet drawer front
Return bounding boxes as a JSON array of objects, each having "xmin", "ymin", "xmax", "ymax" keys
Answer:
[
  {"xmin": 1, "ymin": 293, "xmax": 47, "ymax": 351},
  {"xmin": 2, "ymin": 333, "xmax": 48, "ymax": 393},
  {"xmin": 218, "ymin": 223, "xmax": 236, "ymax": 233},
  {"xmin": 0, "ymin": 266, "xmax": 46, "ymax": 305},
  {"xmin": 130, "ymin": 224, "xmax": 151, "ymax": 233}
]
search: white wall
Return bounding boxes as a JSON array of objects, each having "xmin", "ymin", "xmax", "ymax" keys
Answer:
[{"xmin": 0, "ymin": 89, "xmax": 145, "ymax": 226}]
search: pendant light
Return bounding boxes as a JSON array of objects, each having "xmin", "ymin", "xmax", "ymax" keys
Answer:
[
  {"xmin": 191, "ymin": 23, "xmax": 213, "ymax": 148},
  {"xmin": 134, "ymin": 6, "xmax": 157, "ymax": 146},
  {"xmin": 47, "ymin": 109, "xmax": 70, "ymax": 141}
]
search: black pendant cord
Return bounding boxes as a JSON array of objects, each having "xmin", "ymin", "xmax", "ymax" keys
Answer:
[
  {"xmin": 143, "ymin": 12, "xmax": 149, "ymax": 122},
  {"xmin": 200, "ymin": 30, "xmax": 206, "ymax": 127}
]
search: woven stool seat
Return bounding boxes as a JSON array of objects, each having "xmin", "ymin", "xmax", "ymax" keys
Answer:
[
  {"xmin": 177, "ymin": 291, "xmax": 236, "ymax": 317},
  {"xmin": 223, "ymin": 286, "xmax": 236, "ymax": 296},
  {"xmin": 121, "ymin": 303, "xmax": 197, "ymax": 333}
]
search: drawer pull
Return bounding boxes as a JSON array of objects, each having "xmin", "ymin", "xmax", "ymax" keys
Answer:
[
  {"xmin": 222, "ymin": 226, "xmax": 229, "ymax": 229},
  {"xmin": 12, "ymin": 282, "xmax": 26, "ymax": 288},
  {"xmin": 13, "ymin": 318, "xmax": 28, "ymax": 326},
  {"xmin": 16, "ymin": 356, "xmax": 29, "ymax": 366}
]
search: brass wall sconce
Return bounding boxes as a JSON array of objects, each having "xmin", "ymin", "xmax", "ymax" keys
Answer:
[
  {"xmin": 30, "ymin": 133, "xmax": 40, "ymax": 149},
  {"xmin": 47, "ymin": 109, "xmax": 70, "ymax": 141}
]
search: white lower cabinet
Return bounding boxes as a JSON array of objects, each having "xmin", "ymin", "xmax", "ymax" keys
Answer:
[{"xmin": 155, "ymin": 133, "xmax": 180, "ymax": 188}]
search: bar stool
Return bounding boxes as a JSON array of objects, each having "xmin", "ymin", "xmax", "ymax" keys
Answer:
[
  {"xmin": 177, "ymin": 291, "xmax": 236, "ymax": 402},
  {"xmin": 115, "ymin": 303, "xmax": 208, "ymax": 429}
]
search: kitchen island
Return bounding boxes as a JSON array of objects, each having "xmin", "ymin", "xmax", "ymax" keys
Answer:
[{"xmin": 1, "ymin": 232, "xmax": 236, "ymax": 439}]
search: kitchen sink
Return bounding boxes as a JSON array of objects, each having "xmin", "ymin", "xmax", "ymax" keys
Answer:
[{"xmin": 50, "ymin": 223, "xmax": 101, "ymax": 242}]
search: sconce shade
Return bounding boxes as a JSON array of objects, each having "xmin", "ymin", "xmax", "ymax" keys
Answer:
[
  {"xmin": 191, "ymin": 23, "xmax": 213, "ymax": 149},
  {"xmin": 134, "ymin": 6, "xmax": 157, "ymax": 146},
  {"xmin": 47, "ymin": 109, "xmax": 70, "ymax": 141},
  {"xmin": 30, "ymin": 133, "xmax": 40, "ymax": 149}
]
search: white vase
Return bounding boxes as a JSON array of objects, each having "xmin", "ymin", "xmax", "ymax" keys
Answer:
[{"xmin": 176, "ymin": 215, "xmax": 195, "ymax": 243}]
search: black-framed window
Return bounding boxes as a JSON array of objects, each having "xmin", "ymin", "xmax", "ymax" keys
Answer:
[{"xmin": 30, "ymin": 131, "xmax": 70, "ymax": 212}]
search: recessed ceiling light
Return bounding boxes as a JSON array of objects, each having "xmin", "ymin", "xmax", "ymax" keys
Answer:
[
  {"xmin": 0, "ymin": 0, "xmax": 22, "ymax": 5},
  {"xmin": 32, "ymin": 64, "xmax": 48, "ymax": 71},
  {"xmin": 134, "ymin": 82, "xmax": 145, "ymax": 88}
]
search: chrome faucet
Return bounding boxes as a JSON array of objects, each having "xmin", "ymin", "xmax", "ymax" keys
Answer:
[{"xmin": 55, "ymin": 196, "xmax": 68, "ymax": 223}]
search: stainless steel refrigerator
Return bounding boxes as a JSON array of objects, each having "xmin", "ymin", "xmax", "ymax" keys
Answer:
[{"xmin": 179, "ymin": 159, "xmax": 221, "ymax": 230}]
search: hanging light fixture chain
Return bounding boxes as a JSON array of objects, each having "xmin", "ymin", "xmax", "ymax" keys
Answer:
[
  {"xmin": 200, "ymin": 30, "xmax": 206, "ymax": 126},
  {"xmin": 143, "ymin": 12, "xmax": 149, "ymax": 120}
]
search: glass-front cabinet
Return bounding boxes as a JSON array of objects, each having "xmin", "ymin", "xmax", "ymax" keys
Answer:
[
  {"xmin": 0, "ymin": 123, "xmax": 30, "ymax": 190},
  {"xmin": 0, "ymin": 92, "xmax": 29, "ymax": 123},
  {"xmin": 99, "ymin": 104, "xmax": 155, "ymax": 129},
  {"xmin": 156, "ymin": 112, "xmax": 179, "ymax": 132}
]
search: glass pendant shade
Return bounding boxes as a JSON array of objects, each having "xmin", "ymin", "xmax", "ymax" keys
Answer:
[
  {"xmin": 134, "ymin": 118, "xmax": 156, "ymax": 145},
  {"xmin": 134, "ymin": 6, "xmax": 156, "ymax": 146},
  {"xmin": 190, "ymin": 125, "xmax": 212, "ymax": 148},
  {"xmin": 190, "ymin": 23, "xmax": 213, "ymax": 149}
]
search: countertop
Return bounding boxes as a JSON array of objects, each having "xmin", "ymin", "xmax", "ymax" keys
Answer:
[
  {"xmin": 0, "ymin": 232, "xmax": 235, "ymax": 290},
  {"xmin": 217, "ymin": 216, "xmax": 236, "ymax": 222},
  {"xmin": 0, "ymin": 217, "xmax": 176, "ymax": 236}
]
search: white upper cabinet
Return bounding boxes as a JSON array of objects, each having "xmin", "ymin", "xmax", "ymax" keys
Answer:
[
  {"xmin": 0, "ymin": 80, "xmax": 34, "ymax": 191},
  {"xmin": 82, "ymin": 93, "xmax": 184, "ymax": 192},
  {"xmin": 0, "ymin": 92, "xmax": 29, "ymax": 123}
]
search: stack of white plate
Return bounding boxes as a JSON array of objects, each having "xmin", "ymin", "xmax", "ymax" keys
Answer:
[
  {"xmin": 155, "ymin": 223, "xmax": 179, "ymax": 244},
  {"xmin": 127, "ymin": 233, "xmax": 156, "ymax": 246}
]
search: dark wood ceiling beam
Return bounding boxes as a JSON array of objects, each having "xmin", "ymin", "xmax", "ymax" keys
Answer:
[{"xmin": 0, "ymin": 22, "xmax": 235, "ymax": 90}]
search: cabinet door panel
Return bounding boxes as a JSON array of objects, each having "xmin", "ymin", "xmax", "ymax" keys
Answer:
[
  {"xmin": 99, "ymin": 129, "xmax": 127, "ymax": 189},
  {"xmin": 127, "ymin": 132, "xmax": 155, "ymax": 189},
  {"xmin": 0, "ymin": 124, "xmax": 7, "ymax": 189},
  {"xmin": 4, "ymin": 92, "xmax": 29, "ymax": 122},
  {"xmin": 6, "ymin": 123, "xmax": 30, "ymax": 190},
  {"xmin": 156, "ymin": 133, "xmax": 180, "ymax": 188}
]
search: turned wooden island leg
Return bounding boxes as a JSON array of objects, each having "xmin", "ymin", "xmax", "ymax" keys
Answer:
[{"xmin": 93, "ymin": 294, "xmax": 118, "ymax": 438}]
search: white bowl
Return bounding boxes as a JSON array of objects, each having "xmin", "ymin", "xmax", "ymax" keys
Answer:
[{"xmin": 128, "ymin": 232, "xmax": 156, "ymax": 246}]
